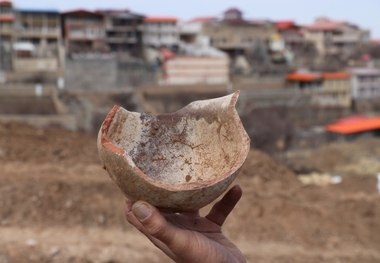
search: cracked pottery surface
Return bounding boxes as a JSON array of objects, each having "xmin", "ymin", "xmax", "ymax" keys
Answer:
[{"xmin": 98, "ymin": 91, "xmax": 250, "ymax": 211}]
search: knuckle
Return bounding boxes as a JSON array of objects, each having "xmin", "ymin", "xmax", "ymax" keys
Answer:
[{"xmin": 146, "ymin": 222, "xmax": 166, "ymax": 238}]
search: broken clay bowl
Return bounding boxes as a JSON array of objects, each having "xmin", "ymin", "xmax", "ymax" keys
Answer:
[{"xmin": 98, "ymin": 91, "xmax": 250, "ymax": 211}]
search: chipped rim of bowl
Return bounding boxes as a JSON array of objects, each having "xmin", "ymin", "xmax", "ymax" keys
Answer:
[{"xmin": 99, "ymin": 91, "xmax": 251, "ymax": 192}]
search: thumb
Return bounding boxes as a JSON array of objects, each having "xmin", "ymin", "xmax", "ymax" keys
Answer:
[{"xmin": 132, "ymin": 201, "xmax": 186, "ymax": 250}]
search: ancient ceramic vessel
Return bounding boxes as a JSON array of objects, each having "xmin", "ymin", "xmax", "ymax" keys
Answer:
[{"xmin": 98, "ymin": 91, "xmax": 250, "ymax": 211}]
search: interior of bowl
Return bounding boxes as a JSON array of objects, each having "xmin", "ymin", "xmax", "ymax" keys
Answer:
[{"xmin": 106, "ymin": 97, "xmax": 245, "ymax": 185}]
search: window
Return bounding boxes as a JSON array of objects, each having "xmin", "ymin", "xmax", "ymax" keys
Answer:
[
  {"xmin": 47, "ymin": 38, "xmax": 57, "ymax": 44},
  {"xmin": 0, "ymin": 6, "xmax": 12, "ymax": 14}
]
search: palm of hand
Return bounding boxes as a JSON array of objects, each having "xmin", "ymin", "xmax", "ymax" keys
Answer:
[{"xmin": 163, "ymin": 209, "xmax": 246, "ymax": 263}]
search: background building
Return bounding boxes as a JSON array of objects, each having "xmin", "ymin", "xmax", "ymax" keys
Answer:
[
  {"xmin": 0, "ymin": 0, "xmax": 14, "ymax": 72},
  {"xmin": 286, "ymin": 71, "xmax": 352, "ymax": 107},
  {"xmin": 143, "ymin": 16, "xmax": 179, "ymax": 50},
  {"xmin": 62, "ymin": 10, "xmax": 107, "ymax": 55},
  {"xmin": 9, "ymin": 8, "xmax": 65, "ymax": 81},
  {"xmin": 275, "ymin": 20, "xmax": 304, "ymax": 52},
  {"xmin": 160, "ymin": 48, "xmax": 229, "ymax": 85},
  {"xmin": 348, "ymin": 67, "xmax": 380, "ymax": 99},
  {"xmin": 303, "ymin": 17, "xmax": 370, "ymax": 57},
  {"xmin": 100, "ymin": 9, "xmax": 144, "ymax": 57},
  {"xmin": 201, "ymin": 8, "xmax": 277, "ymax": 60}
]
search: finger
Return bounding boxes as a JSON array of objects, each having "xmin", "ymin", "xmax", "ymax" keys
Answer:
[
  {"xmin": 205, "ymin": 185, "xmax": 242, "ymax": 226},
  {"xmin": 125, "ymin": 201, "xmax": 177, "ymax": 259},
  {"xmin": 132, "ymin": 201, "xmax": 196, "ymax": 257}
]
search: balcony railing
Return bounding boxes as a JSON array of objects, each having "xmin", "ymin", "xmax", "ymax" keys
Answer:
[
  {"xmin": 18, "ymin": 27, "xmax": 60, "ymax": 35},
  {"xmin": 282, "ymin": 34, "xmax": 304, "ymax": 43},
  {"xmin": 330, "ymin": 35, "xmax": 360, "ymax": 43},
  {"xmin": 106, "ymin": 37, "xmax": 137, "ymax": 43},
  {"xmin": 145, "ymin": 26, "xmax": 179, "ymax": 34},
  {"xmin": 66, "ymin": 19, "xmax": 103, "ymax": 25}
]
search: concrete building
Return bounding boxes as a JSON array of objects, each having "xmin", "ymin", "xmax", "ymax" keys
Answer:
[
  {"xmin": 318, "ymin": 72, "xmax": 351, "ymax": 107},
  {"xmin": 0, "ymin": 1, "xmax": 14, "ymax": 71},
  {"xmin": 201, "ymin": 8, "xmax": 277, "ymax": 58},
  {"xmin": 347, "ymin": 67, "xmax": 380, "ymax": 99},
  {"xmin": 62, "ymin": 10, "xmax": 107, "ymax": 54},
  {"xmin": 143, "ymin": 16, "xmax": 179, "ymax": 49},
  {"xmin": 275, "ymin": 20, "xmax": 304, "ymax": 51},
  {"xmin": 11, "ymin": 8, "xmax": 64, "ymax": 78},
  {"xmin": 303, "ymin": 17, "xmax": 370, "ymax": 57},
  {"xmin": 179, "ymin": 16, "xmax": 217, "ymax": 44},
  {"xmin": 0, "ymin": 0, "xmax": 13, "ymax": 42},
  {"xmin": 100, "ymin": 9, "xmax": 144, "ymax": 57},
  {"xmin": 286, "ymin": 71, "xmax": 352, "ymax": 107},
  {"xmin": 160, "ymin": 48, "xmax": 229, "ymax": 85}
]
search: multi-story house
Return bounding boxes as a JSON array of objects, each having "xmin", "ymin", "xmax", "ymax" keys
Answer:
[
  {"xmin": 286, "ymin": 71, "xmax": 352, "ymax": 107},
  {"xmin": 318, "ymin": 72, "xmax": 351, "ymax": 107},
  {"xmin": 0, "ymin": 0, "xmax": 14, "ymax": 71},
  {"xmin": 201, "ymin": 8, "xmax": 277, "ymax": 58},
  {"xmin": 159, "ymin": 48, "xmax": 229, "ymax": 85},
  {"xmin": 179, "ymin": 16, "xmax": 217, "ymax": 44},
  {"xmin": 0, "ymin": 0, "xmax": 13, "ymax": 42},
  {"xmin": 275, "ymin": 20, "xmax": 304, "ymax": 51},
  {"xmin": 11, "ymin": 8, "xmax": 64, "ymax": 78},
  {"xmin": 100, "ymin": 9, "xmax": 144, "ymax": 57},
  {"xmin": 303, "ymin": 17, "xmax": 370, "ymax": 57},
  {"xmin": 347, "ymin": 67, "xmax": 380, "ymax": 99},
  {"xmin": 143, "ymin": 16, "xmax": 179, "ymax": 49},
  {"xmin": 14, "ymin": 9, "xmax": 61, "ymax": 48},
  {"xmin": 62, "ymin": 10, "xmax": 107, "ymax": 54}
]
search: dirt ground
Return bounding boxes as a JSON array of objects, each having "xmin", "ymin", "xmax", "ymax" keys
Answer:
[
  {"xmin": 1, "ymin": 122, "xmax": 380, "ymax": 263},
  {"xmin": 284, "ymin": 138, "xmax": 380, "ymax": 177}
]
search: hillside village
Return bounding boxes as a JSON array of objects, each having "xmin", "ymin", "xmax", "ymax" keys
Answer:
[
  {"xmin": 1, "ymin": 2, "xmax": 379, "ymax": 90},
  {"xmin": 1, "ymin": 1, "xmax": 380, "ymax": 150}
]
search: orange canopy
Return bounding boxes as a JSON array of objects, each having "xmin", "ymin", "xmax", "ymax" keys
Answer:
[
  {"xmin": 326, "ymin": 117, "xmax": 380, "ymax": 135},
  {"xmin": 286, "ymin": 73, "xmax": 321, "ymax": 82}
]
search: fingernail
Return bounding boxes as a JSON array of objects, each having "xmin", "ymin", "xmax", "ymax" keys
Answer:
[{"xmin": 133, "ymin": 204, "xmax": 152, "ymax": 220}]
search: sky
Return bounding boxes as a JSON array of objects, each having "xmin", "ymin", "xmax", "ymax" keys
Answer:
[{"xmin": 12, "ymin": 0, "xmax": 380, "ymax": 38}]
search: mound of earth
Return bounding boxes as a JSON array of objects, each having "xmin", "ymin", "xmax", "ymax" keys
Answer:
[
  {"xmin": 1, "ymin": 122, "xmax": 380, "ymax": 263},
  {"xmin": 285, "ymin": 137, "xmax": 380, "ymax": 176}
]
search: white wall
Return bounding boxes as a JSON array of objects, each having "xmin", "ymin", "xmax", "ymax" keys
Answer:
[{"xmin": 163, "ymin": 57, "xmax": 229, "ymax": 85}]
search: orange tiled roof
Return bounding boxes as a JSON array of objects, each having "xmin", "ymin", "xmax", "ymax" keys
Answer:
[
  {"xmin": 145, "ymin": 16, "xmax": 178, "ymax": 22},
  {"xmin": 0, "ymin": 1, "xmax": 12, "ymax": 6},
  {"xmin": 286, "ymin": 72, "xmax": 321, "ymax": 82},
  {"xmin": 304, "ymin": 19, "xmax": 346, "ymax": 31},
  {"xmin": 326, "ymin": 117, "xmax": 380, "ymax": 134},
  {"xmin": 189, "ymin": 16, "xmax": 217, "ymax": 23},
  {"xmin": 322, "ymin": 72, "xmax": 350, "ymax": 79},
  {"xmin": 276, "ymin": 20, "xmax": 298, "ymax": 30}
]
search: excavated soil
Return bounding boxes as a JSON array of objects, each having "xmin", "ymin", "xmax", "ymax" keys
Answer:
[{"xmin": 1, "ymin": 122, "xmax": 380, "ymax": 263}]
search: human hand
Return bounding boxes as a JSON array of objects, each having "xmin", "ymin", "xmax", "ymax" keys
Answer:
[{"xmin": 125, "ymin": 185, "xmax": 246, "ymax": 263}]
